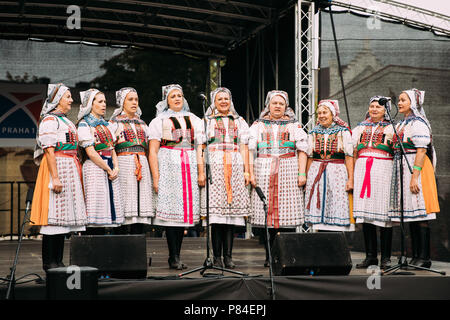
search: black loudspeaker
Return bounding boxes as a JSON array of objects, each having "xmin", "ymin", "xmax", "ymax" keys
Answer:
[
  {"xmin": 271, "ymin": 232, "xmax": 352, "ymax": 276},
  {"xmin": 46, "ymin": 266, "xmax": 98, "ymax": 300},
  {"xmin": 70, "ymin": 235, "xmax": 147, "ymax": 279}
]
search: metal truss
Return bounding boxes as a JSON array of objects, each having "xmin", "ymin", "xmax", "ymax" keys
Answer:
[{"xmin": 295, "ymin": 0, "xmax": 319, "ymax": 131}]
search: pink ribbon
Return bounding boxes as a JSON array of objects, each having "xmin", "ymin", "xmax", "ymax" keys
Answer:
[
  {"xmin": 360, "ymin": 157, "xmax": 374, "ymax": 199},
  {"xmin": 162, "ymin": 146, "xmax": 193, "ymax": 224},
  {"xmin": 358, "ymin": 155, "xmax": 392, "ymax": 199}
]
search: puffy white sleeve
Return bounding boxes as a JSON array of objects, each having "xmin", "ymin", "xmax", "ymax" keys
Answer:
[
  {"xmin": 141, "ymin": 122, "xmax": 151, "ymax": 140},
  {"xmin": 108, "ymin": 120, "xmax": 119, "ymax": 140},
  {"xmin": 39, "ymin": 116, "xmax": 58, "ymax": 149},
  {"xmin": 351, "ymin": 125, "xmax": 362, "ymax": 149},
  {"xmin": 294, "ymin": 123, "xmax": 308, "ymax": 153},
  {"xmin": 248, "ymin": 121, "xmax": 259, "ymax": 151},
  {"xmin": 77, "ymin": 120, "xmax": 95, "ymax": 148},
  {"xmin": 191, "ymin": 114, "xmax": 206, "ymax": 145},
  {"xmin": 342, "ymin": 129, "xmax": 354, "ymax": 157},
  {"xmin": 410, "ymin": 119, "xmax": 431, "ymax": 148},
  {"xmin": 148, "ymin": 117, "xmax": 163, "ymax": 141},
  {"xmin": 306, "ymin": 133, "xmax": 315, "ymax": 157},
  {"xmin": 238, "ymin": 117, "xmax": 250, "ymax": 145}
]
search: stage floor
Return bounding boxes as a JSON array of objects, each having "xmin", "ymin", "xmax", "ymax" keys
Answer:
[
  {"xmin": 1, "ymin": 236, "xmax": 449, "ymax": 279},
  {"xmin": 2, "ymin": 237, "xmax": 450, "ymax": 301}
]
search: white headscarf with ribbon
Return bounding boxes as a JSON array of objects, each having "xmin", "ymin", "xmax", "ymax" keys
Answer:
[
  {"xmin": 402, "ymin": 88, "xmax": 436, "ymax": 167},
  {"xmin": 110, "ymin": 87, "xmax": 142, "ymax": 120},
  {"xmin": 317, "ymin": 99, "xmax": 351, "ymax": 131},
  {"xmin": 259, "ymin": 90, "xmax": 296, "ymax": 120},
  {"xmin": 402, "ymin": 89, "xmax": 430, "ymax": 129},
  {"xmin": 205, "ymin": 87, "xmax": 239, "ymax": 119},
  {"xmin": 155, "ymin": 84, "xmax": 190, "ymax": 116},
  {"xmin": 34, "ymin": 83, "xmax": 70, "ymax": 163},
  {"xmin": 366, "ymin": 95, "xmax": 392, "ymax": 121},
  {"xmin": 78, "ymin": 88, "xmax": 100, "ymax": 121},
  {"xmin": 39, "ymin": 83, "xmax": 70, "ymax": 118}
]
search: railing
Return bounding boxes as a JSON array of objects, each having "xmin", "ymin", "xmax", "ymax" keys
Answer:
[{"xmin": 0, "ymin": 181, "xmax": 35, "ymax": 241}]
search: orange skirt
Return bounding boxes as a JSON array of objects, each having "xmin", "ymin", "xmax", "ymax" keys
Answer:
[
  {"xmin": 348, "ymin": 192, "xmax": 355, "ymax": 224},
  {"xmin": 421, "ymin": 156, "xmax": 440, "ymax": 214},
  {"xmin": 30, "ymin": 155, "xmax": 51, "ymax": 226}
]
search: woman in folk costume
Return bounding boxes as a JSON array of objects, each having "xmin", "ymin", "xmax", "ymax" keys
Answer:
[
  {"xmin": 77, "ymin": 89, "xmax": 124, "ymax": 233},
  {"xmin": 304, "ymin": 99, "xmax": 355, "ymax": 232},
  {"xmin": 389, "ymin": 89, "xmax": 439, "ymax": 268},
  {"xmin": 352, "ymin": 96, "xmax": 395, "ymax": 269},
  {"xmin": 148, "ymin": 84, "xmax": 205, "ymax": 270},
  {"xmin": 30, "ymin": 83, "xmax": 87, "ymax": 271},
  {"xmin": 109, "ymin": 87, "xmax": 153, "ymax": 233},
  {"xmin": 200, "ymin": 87, "xmax": 251, "ymax": 269},
  {"xmin": 248, "ymin": 90, "xmax": 308, "ymax": 267}
]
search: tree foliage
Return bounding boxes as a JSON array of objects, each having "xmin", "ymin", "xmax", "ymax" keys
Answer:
[{"xmin": 91, "ymin": 48, "xmax": 209, "ymax": 122}]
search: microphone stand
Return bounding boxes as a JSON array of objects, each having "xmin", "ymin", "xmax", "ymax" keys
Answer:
[
  {"xmin": 381, "ymin": 101, "xmax": 445, "ymax": 276},
  {"xmin": 5, "ymin": 187, "xmax": 43, "ymax": 300},
  {"xmin": 255, "ymin": 187, "xmax": 276, "ymax": 300},
  {"xmin": 178, "ymin": 94, "xmax": 247, "ymax": 278}
]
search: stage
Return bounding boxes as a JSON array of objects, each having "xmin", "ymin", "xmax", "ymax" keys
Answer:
[{"xmin": 1, "ymin": 237, "xmax": 449, "ymax": 300}]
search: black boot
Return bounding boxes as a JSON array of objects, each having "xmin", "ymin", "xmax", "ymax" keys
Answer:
[
  {"xmin": 223, "ymin": 225, "xmax": 236, "ymax": 269},
  {"xmin": 166, "ymin": 227, "xmax": 181, "ymax": 269},
  {"xmin": 260, "ymin": 229, "xmax": 270, "ymax": 267},
  {"xmin": 416, "ymin": 225, "xmax": 432, "ymax": 268},
  {"xmin": 356, "ymin": 224, "xmax": 378, "ymax": 268},
  {"xmin": 175, "ymin": 227, "xmax": 187, "ymax": 269},
  {"xmin": 408, "ymin": 222, "xmax": 420, "ymax": 266},
  {"xmin": 130, "ymin": 224, "xmax": 144, "ymax": 235},
  {"xmin": 211, "ymin": 224, "xmax": 224, "ymax": 268},
  {"xmin": 380, "ymin": 227, "xmax": 393, "ymax": 270},
  {"xmin": 55, "ymin": 234, "xmax": 66, "ymax": 268},
  {"xmin": 42, "ymin": 235, "xmax": 57, "ymax": 272},
  {"xmin": 263, "ymin": 229, "xmax": 278, "ymax": 267}
]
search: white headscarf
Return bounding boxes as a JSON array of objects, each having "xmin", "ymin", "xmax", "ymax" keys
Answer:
[
  {"xmin": 317, "ymin": 99, "xmax": 351, "ymax": 131},
  {"xmin": 365, "ymin": 95, "xmax": 392, "ymax": 121},
  {"xmin": 155, "ymin": 84, "xmax": 190, "ymax": 116},
  {"xmin": 39, "ymin": 83, "xmax": 70, "ymax": 118},
  {"xmin": 259, "ymin": 90, "xmax": 296, "ymax": 120},
  {"xmin": 110, "ymin": 87, "xmax": 142, "ymax": 120},
  {"xmin": 402, "ymin": 88, "xmax": 436, "ymax": 167},
  {"xmin": 205, "ymin": 87, "xmax": 239, "ymax": 119},
  {"xmin": 34, "ymin": 83, "xmax": 70, "ymax": 163},
  {"xmin": 402, "ymin": 89, "xmax": 430, "ymax": 130},
  {"xmin": 78, "ymin": 88, "xmax": 100, "ymax": 121}
]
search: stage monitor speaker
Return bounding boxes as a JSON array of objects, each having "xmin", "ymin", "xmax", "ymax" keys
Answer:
[
  {"xmin": 70, "ymin": 235, "xmax": 147, "ymax": 279},
  {"xmin": 46, "ymin": 266, "xmax": 98, "ymax": 300},
  {"xmin": 271, "ymin": 232, "xmax": 352, "ymax": 276}
]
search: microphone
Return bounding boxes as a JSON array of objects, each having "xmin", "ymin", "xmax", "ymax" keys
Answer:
[
  {"xmin": 378, "ymin": 97, "xmax": 390, "ymax": 106},
  {"xmin": 198, "ymin": 93, "xmax": 207, "ymax": 101},
  {"xmin": 25, "ymin": 187, "xmax": 34, "ymax": 211},
  {"xmin": 254, "ymin": 186, "xmax": 266, "ymax": 203}
]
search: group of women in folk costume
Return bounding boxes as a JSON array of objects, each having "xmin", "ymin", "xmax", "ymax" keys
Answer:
[
  {"xmin": 351, "ymin": 91, "xmax": 439, "ymax": 270},
  {"xmin": 30, "ymin": 82, "xmax": 439, "ymax": 273}
]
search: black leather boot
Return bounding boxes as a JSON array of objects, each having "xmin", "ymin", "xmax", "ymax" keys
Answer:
[
  {"xmin": 223, "ymin": 225, "xmax": 236, "ymax": 269},
  {"xmin": 356, "ymin": 224, "xmax": 378, "ymax": 268},
  {"xmin": 175, "ymin": 227, "xmax": 187, "ymax": 269},
  {"xmin": 55, "ymin": 234, "xmax": 66, "ymax": 268},
  {"xmin": 130, "ymin": 223, "xmax": 144, "ymax": 235},
  {"xmin": 416, "ymin": 226, "xmax": 432, "ymax": 268},
  {"xmin": 260, "ymin": 229, "xmax": 270, "ymax": 267},
  {"xmin": 408, "ymin": 222, "xmax": 420, "ymax": 266},
  {"xmin": 211, "ymin": 224, "xmax": 224, "ymax": 268},
  {"xmin": 380, "ymin": 227, "xmax": 393, "ymax": 270},
  {"xmin": 166, "ymin": 227, "xmax": 181, "ymax": 269},
  {"xmin": 42, "ymin": 235, "xmax": 56, "ymax": 271}
]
